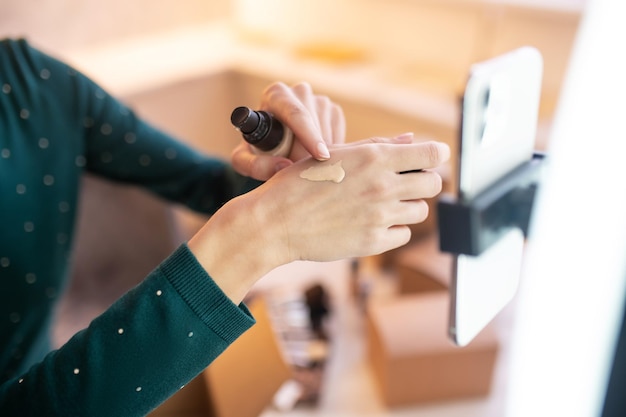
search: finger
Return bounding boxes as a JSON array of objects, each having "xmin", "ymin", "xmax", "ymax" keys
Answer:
[
  {"xmin": 329, "ymin": 102, "xmax": 346, "ymax": 145},
  {"xmin": 335, "ymin": 133, "xmax": 413, "ymax": 149},
  {"xmin": 231, "ymin": 142, "xmax": 293, "ymax": 181},
  {"xmin": 390, "ymin": 199, "xmax": 430, "ymax": 226},
  {"xmin": 262, "ymin": 82, "xmax": 330, "ymax": 161},
  {"xmin": 378, "ymin": 225, "xmax": 413, "ymax": 254},
  {"xmin": 315, "ymin": 95, "xmax": 334, "ymax": 145},
  {"xmin": 292, "ymin": 82, "xmax": 322, "ymax": 133},
  {"xmin": 369, "ymin": 199, "xmax": 430, "ymax": 229},
  {"xmin": 395, "ymin": 170, "xmax": 444, "ymax": 201},
  {"xmin": 352, "ymin": 223, "xmax": 412, "ymax": 257},
  {"xmin": 388, "ymin": 141, "xmax": 451, "ymax": 173},
  {"xmin": 310, "ymin": 95, "xmax": 346, "ymax": 146}
]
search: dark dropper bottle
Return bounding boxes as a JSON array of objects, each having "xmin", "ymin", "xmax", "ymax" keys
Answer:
[{"xmin": 230, "ymin": 106, "xmax": 293, "ymax": 156}]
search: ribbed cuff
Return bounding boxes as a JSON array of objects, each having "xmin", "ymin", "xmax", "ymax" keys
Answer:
[{"xmin": 159, "ymin": 243, "xmax": 255, "ymax": 343}]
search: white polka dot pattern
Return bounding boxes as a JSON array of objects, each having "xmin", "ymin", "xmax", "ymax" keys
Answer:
[{"xmin": 1, "ymin": 40, "xmax": 257, "ymax": 413}]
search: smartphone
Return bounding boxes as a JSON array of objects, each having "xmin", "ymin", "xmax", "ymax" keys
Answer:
[{"xmin": 450, "ymin": 47, "xmax": 543, "ymax": 346}]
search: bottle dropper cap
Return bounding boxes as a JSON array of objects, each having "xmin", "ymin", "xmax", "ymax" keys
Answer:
[
  {"xmin": 231, "ymin": 106, "xmax": 284, "ymax": 152},
  {"xmin": 231, "ymin": 106, "xmax": 260, "ymax": 134}
]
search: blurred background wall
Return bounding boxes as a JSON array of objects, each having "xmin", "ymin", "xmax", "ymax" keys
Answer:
[
  {"xmin": 0, "ymin": 0, "xmax": 229, "ymax": 54},
  {"xmin": 1, "ymin": 0, "xmax": 584, "ymax": 122},
  {"xmin": 231, "ymin": 0, "xmax": 582, "ymax": 121}
]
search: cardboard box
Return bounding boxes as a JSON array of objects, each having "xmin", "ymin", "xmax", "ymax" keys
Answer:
[
  {"xmin": 392, "ymin": 233, "xmax": 452, "ymax": 294},
  {"xmin": 150, "ymin": 297, "xmax": 291, "ymax": 417},
  {"xmin": 367, "ymin": 292, "xmax": 499, "ymax": 407}
]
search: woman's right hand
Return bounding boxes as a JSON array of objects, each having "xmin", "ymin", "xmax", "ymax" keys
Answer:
[{"xmin": 188, "ymin": 138, "xmax": 449, "ymax": 303}]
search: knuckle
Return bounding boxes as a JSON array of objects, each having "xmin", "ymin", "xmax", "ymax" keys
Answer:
[
  {"xmin": 291, "ymin": 81, "xmax": 313, "ymax": 95},
  {"xmin": 284, "ymin": 103, "xmax": 308, "ymax": 124},
  {"xmin": 261, "ymin": 82, "xmax": 288, "ymax": 106},
  {"xmin": 315, "ymin": 95, "xmax": 332, "ymax": 109},
  {"xmin": 365, "ymin": 176, "xmax": 391, "ymax": 200},
  {"xmin": 332, "ymin": 103, "xmax": 345, "ymax": 119},
  {"xmin": 263, "ymin": 81, "xmax": 287, "ymax": 96},
  {"xmin": 363, "ymin": 227, "xmax": 387, "ymax": 252},
  {"xmin": 361, "ymin": 144, "xmax": 381, "ymax": 163}
]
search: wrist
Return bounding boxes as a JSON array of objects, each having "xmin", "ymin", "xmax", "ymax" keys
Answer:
[{"xmin": 187, "ymin": 189, "xmax": 287, "ymax": 303}]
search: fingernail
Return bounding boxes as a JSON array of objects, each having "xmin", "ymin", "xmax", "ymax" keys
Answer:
[
  {"xmin": 394, "ymin": 132, "xmax": 414, "ymax": 141},
  {"xmin": 317, "ymin": 142, "xmax": 331, "ymax": 160}
]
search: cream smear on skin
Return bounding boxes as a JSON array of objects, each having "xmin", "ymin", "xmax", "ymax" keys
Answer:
[{"xmin": 299, "ymin": 160, "xmax": 346, "ymax": 183}]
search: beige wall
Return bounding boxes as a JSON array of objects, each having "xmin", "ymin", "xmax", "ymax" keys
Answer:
[
  {"xmin": 1, "ymin": 0, "xmax": 581, "ymax": 115},
  {"xmin": 233, "ymin": 0, "xmax": 582, "ymax": 119},
  {"xmin": 0, "ymin": 0, "xmax": 230, "ymax": 55},
  {"xmin": 14, "ymin": 0, "xmax": 580, "ymax": 170}
]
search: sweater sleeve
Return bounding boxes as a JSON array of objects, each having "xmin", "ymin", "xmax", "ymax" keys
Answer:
[
  {"xmin": 78, "ymin": 85, "xmax": 262, "ymax": 214},
  {"xmin": 16, "ymin": 38, "xmax": 261, "ymax": 215},
  {"xmin": 0, "ymin": 244, "xmax": 255, "ymax": 417}
]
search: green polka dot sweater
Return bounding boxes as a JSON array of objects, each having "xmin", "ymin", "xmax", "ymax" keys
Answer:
[{"xmin": 0, "ymin": 39, "xmax": 258, "ymax": 416}]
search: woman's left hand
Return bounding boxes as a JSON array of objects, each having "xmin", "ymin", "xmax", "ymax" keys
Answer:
[{"xmin": 231, "ymin": 81, "xmax": 346, "ymax": 181}]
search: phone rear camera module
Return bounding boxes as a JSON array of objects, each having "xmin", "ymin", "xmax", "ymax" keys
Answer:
[{"xmin": 478, "ymin": 88, "xmax": 491, "ymax": 144}]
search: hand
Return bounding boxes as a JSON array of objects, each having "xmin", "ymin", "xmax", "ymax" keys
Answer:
[
  {"xmin": 256, "ymin": 139, "xmax": 449, "ymax": 262},
  {"xmin": 188, "ymin": 138, "xmax": 450, "ymax": 303},
  {"xmin": 231, "ymin": 82, "xmax": 345, "ymax": 181}
]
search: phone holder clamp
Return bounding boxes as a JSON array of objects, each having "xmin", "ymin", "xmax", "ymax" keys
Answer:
[{"xmin": 437, "ymin": 152, "xmax": 546, "ymax": 257}]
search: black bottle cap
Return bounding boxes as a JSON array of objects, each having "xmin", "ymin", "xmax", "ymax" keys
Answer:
[
  {"xmin": 231, "ymin": 106, "xmax": 260, "ymax": 134},
  {"xmin": 230, "ymin": 106, "xmax": 284, "ymax": 152}
]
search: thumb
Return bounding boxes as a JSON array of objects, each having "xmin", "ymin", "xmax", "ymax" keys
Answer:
[{"xmin": 231, "ymin": 143, "xmax": 294, "ymax": 181}]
